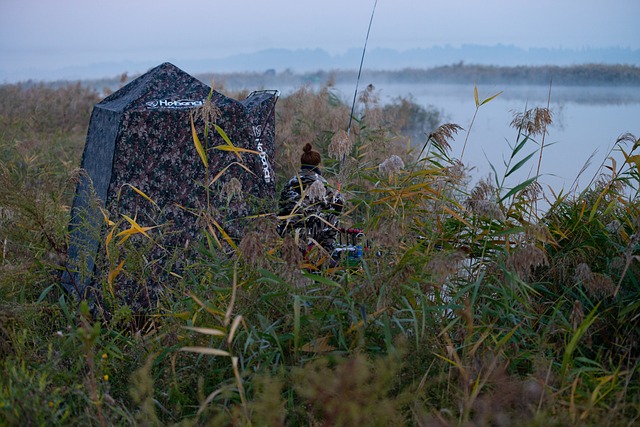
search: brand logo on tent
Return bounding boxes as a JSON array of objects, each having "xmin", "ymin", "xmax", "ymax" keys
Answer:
[
  {"xmin": 253, "ymin": 125, "xmax": 271, "ymax": 183},
  {"xmin": 145, "ymin": 99, "xmax": 205, "ymax": 110}
]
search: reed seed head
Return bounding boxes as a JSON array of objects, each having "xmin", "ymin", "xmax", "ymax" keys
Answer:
[
  {"xmin": 281, "ymin": 235, "xmax": 303, "ymax": 280},
  {"xmin": 197, "ymin": 96, "xmax": 221, "ymax": 126},
  {"xmin": 427, "ymin": 123, "xmax": 463, "ymax": 153},
  {"xmin": 466, "ymin": 178, "xmax": 505, "ymax": 221},
  {"xmin": 444, "ymin": 160, "xmax": 467, "ymax": 184},
  {"xmin": 506, "ymin": 243, "xmax": 548, "ymax": 281},
  {"xmin": 510, "ymin": 107, "xmax": 552, "ymax": 137},
  {"xmin": 220, "ymin": 177, "xmax": 243, "ymax": 201},
  {"xmin": 378, "ymin": 155, "xmax": 405, "ymax": 178},
  {"xmin": 328, "ymin": 129, "xmax": 353, "ymax": 160},
  {"xmin": 427, "ymin": 250, "xmax": 466, "ymax": 284},
  {"xmin": 238, "ymin": 231, "xmax": 264, "ymax": 269},
  {"xmin": 588, "ymin": 272, "xmax": 616, "ymax": 298},
  {"xmin": 570, "ymin": 299, "xmax": 584, "ymax": 331},
  {"xmin": 616, "ymin": 132, "xmax": 637, "ymax": 146},
  {"xmin": 573, "ymin": 263, "xmax": 616, "ymax": 298},
  {"xmin": 574, "ymin": 262, "xmax": 592, "ymax": 283},
  {"xmin": 307, "ymin": 180, "xmax": 326, "ymax": 202},
  {"xmin": 525, "ymin": 223, "xmax": 553, "ymax": 244}
]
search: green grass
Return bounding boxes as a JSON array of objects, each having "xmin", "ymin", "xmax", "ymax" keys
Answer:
[{"xmin": 0, "ymin": 80, "xmax": 639, "ymax": 426}]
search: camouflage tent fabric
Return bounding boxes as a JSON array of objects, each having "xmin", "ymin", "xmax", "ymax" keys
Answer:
[{"xmin": 63, "ymin": 62, "xmax": 277, "ymax": 310}]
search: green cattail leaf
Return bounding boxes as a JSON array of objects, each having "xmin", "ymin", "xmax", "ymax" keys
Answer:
[
  {"xmin": 511, "ymin": 136, "xmax": 530, "ymax": 159},
  {"xmin": 255, "ymin": 269, "xmax": 288, "ymax": 285},
  {"xmin": 37, "ymin": 283, "xmax": 57, "ymax": 303},
  {"xmin": 588, "ymin": 193, "xmax": 604, "ymax": 222},
  {"xmin": 505, "ymin": 151, "xmax": 537, "ymax": 178},
  {"xmin": 561, "ymin": 303, "xmax": 600, "ymax": 376},
  {"xmin": 294, "ymin": 295, "xmax": 301, "ymax": 354},
  {"xmin": 489, "ymin": 161, "xmax": 500, "ymax": 188},
  {"xmin": 499, "ymin": 176, "xmax": 538, "ymax": 203},
  {"xmin": 214, "ymin": 124, "xmax": 234, "ymax": 146},
  {"xmin": 302, "ymin": 272, "xmax": 343, "ymax": 289}
]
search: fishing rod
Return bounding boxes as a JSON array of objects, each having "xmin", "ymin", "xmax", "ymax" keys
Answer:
[
  {"xmin": 346, "ymin": 0, "xmax": 379, "ymax": 137},
  {"xmin": 331, "ymin": 0, "xmax": 379, "ymax": 267}
]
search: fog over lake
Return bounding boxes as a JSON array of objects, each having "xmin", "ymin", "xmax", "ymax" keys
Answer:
[{"xmin": 281, "ymin": 82, "xmax": 640, "ymax": 196}]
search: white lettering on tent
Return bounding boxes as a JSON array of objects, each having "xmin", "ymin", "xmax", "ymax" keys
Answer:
[
  {"xmin": 145, "ymin": 99, "xmax": 205, "ymax": 110},
  {"xmin": 253, "ymin": 125, "xmax": 271, "ymax": 183}
]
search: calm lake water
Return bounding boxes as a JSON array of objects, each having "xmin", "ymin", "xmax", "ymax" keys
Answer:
[{"xmin": 280, "ymin": 82, "xmax": 640, "ymax": 196}]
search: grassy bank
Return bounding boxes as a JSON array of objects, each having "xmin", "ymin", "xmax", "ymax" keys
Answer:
[{"xmin": 0, "ymin": 80, "xmax": 639, "ymax": 426}]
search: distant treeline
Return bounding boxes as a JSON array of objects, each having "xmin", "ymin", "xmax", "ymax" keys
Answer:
[
  {"xmin": 374, "ymin": 63, "xmax": 640, "ymax": 86},
  {"xmin": 200, "ymin": 64, "xmax": 640, "ymax": 92},
  {"xmin": 6, "ymin": 64, "xmax": 638, "ymax": 95}
]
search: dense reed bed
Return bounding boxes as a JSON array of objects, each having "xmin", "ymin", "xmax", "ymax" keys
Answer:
[{"xmin": 1, "ymin": 79, "xmax": 638, "ymax": 426}]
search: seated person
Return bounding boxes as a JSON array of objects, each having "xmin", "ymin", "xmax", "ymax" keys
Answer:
[{"xmin": 277, "ymin": 143, "xmax": 344, "ymax": 259}]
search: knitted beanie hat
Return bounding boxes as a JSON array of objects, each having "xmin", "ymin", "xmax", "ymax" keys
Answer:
[{"xmin": 300, "ymin": 143, "xmax": 321, "ymax": 166}]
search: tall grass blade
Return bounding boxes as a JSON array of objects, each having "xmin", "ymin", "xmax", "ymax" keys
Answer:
[
  {"xmin": 125, "ymin": 184, "xmax": 159, "ymax": 209},
  {"xmin": 182, "ymin": 326, "xmax": 226, "ymax": 337},
  {"xmin": 227, "ymin": 315, "xmax": 243, "ymax": 345},
  {"xmin": 180, "ymin": 347, "xmax": 230, "ymax": 357},
  {"xmin": 505, "ymin": 151, "xmax": 537, "ymax": 178},
  {"xmin": 191, "ymin": 113, "xmax": 208, "ymax": 168},
  {"xmin": 480, "ymin": 90, "xmax": 503, "ymax": 106},
  {"xmin": 561, "ymin": 303, "xmax": 600, "ymax": 378},
  {"xmin": 499, "ymin": 176, "xmax": 538, "ymax": 203},
  {"xmin": 294, "ymin": 295, "xmax": 301, "ymax": 358}
]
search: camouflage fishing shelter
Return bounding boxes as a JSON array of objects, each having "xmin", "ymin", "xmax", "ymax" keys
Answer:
[{"xmin": 63, "ymin": 62, "xmax": 278, "ymax": 305}]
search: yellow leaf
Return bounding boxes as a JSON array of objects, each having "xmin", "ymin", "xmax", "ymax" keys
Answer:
[
  {"xmin": 301, "ymin": 335, "xmax": 336, "ymax": 353},
  {"xmin": 626, "ymin": 154, "xmax": 640, "ymax": 169},
  {"xmin": 480, "ymin": 90, "xmax": 503, "ymax": 106},
  {"xmin": 209, "ymin": 218, "xmax": 238, "ymax": 252},
  {"xmin": 116, "ymin": 214, "xmax": 160, "ymax": 245},
  {"xmin": 99, "ymin": 207, "xmax": 115, "ymax": 226},
  {"xmin": 125, "ymin": 184, "xmax": 158, "ymax": 209},
  {"xmin": 188, "ymin": 292, "xmax": 226, "ymax": 317},
  {"xmin": 107, "ymin": 260, "xmax": 125, "ymax": 298},
  {"xmin": 348, "ymin": 307, "xmax": 387, "ymax": 333},
  {"xmin": 441, "ymin": 206, "xmax": 472, "ymax": 228},
  {"xmin": 169, "ymin": 311, "xmax": 191, "ymax": 320},
  {"xmin": 191, "ymin": 113, "xmax": 208, "ymax": 168},
  {"xmin": 209, "ymin": 161, "xmax": 256, "ymax": 186},
  {"xmin": 105, "ymin": 227, "xmax": 115, "ymax": 260},
  {"xmin": 474, "ymin": 83, "xmax": 479, "ymax": 108},
  {"xmin": 212, "ymin": 144, "xmax": 260, "ymax": 157}
]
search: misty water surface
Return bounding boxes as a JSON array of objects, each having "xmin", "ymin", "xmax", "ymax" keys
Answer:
[{"xmin": 309, "ymin": 83, "xmax": 640, "ymax": 195}]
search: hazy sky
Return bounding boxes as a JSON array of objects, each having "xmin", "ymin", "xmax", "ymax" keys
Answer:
[{"xmin": 1, "ymin": 0, "xmax": 639, "ymax": 81}]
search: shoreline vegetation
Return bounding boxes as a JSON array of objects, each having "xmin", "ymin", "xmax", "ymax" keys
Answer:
[
  {"xmin": 200, "ymin": 63, "xmax": 640, "ymax": 90},
  {"xmin": 6, "ymin": 63, "xmax": 640, "ymax": 93},
  {"xmin": 1, "ymin": 64, "xmax": 639, "ymax": 425}
]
